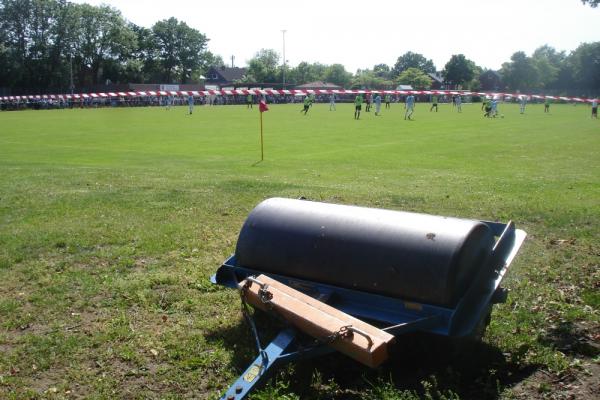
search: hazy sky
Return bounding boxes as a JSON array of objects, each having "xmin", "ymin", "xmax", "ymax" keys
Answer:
[{"xmin": 72, "ymin": 0, "xmax": 600, "ymax": 73}]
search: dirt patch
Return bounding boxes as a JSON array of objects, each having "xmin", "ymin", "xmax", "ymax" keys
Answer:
[{"xmin": 509, "ymin": 362, "xmax": 600, "ymax": 400}]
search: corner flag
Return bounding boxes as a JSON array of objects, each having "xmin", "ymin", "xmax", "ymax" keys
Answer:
[
  {"xmin": 258, "ymin": 100, "xmax": 268, "ymax": 161},
  {"xmin": 259, "ymin": 100, "xmax": 269, "ymax": 113}
]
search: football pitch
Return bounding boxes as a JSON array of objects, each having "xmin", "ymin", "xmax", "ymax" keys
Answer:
[{"xmin": 0, "ymin": 103, "xmax": 598, "ymax": 399}]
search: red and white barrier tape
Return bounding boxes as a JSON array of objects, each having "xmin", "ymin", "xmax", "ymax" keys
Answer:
[{"xmin": 0, "ymin": 89, "xmax": 597, "ymax": 103}]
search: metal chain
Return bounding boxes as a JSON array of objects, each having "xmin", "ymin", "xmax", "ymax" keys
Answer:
[
  {"xmin": 258, "ymin": 283, "xmax": 273, "ymax": 306},
  {"xmin": 324, "ymin": 325, "xmax": 353, "ymax": 344},
  {"xmin": 238, "ymin": 277, "xmax": 268, "ymax": 363}
]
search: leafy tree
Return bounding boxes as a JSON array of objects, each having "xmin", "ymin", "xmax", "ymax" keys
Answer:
[
  {"xmin": 500, "ymin": 51, "xmax": 539, "ymax": 91},
  {"xmin": 531, "ymin": 45, "xmax": 565, "ymax": 89},
  {"xmin": 323, "ymin": 63, "xmax": 352, "ymax": 87},
  {"xmin": 127, "ymin": 23, "xmax": 159, "ymax": 82},
  {"xmin": 351, "ymin": 69, "xmax": 392, "ymax": 89},
  {"xmin": 289, "ymin": 61, "xmax": 325, "ymax": 85},
  {"xmin": 373, "ymin": 63, "xmax": 391, "ymax": 79},
  {"xmin": 581, "ymin": 0, "xmax": 599, "ymax": 7},
  {"xmin": 396, "ymin": 68, "xmax": 432, "ymax": 89},
  {"xmin": 247, "ymin": 48, "xmax": 279, "ymax": 83},
  {"xmin": 442, "ymin": 54, "xmax": 476, "ymax": 88},
  {"xmin": 69, "ymin": 3, "xmax": 136, "ymax": 86},
  {"xmin": 393, "ymin": 52, "xmax": 435, "ymax": 76},
  {"xmin": 152, "ymin": 17, "xmax": 209, "ymax": 83},
  {"xmin": 569, "ymin": 41, "xmax": 600, "ymax": 94},
  {"xmin": 1, "ymin": 0, "xmax": 73, "ymax": 89},
  {"xmin": 205, "ymin": 53, "xmax": 225, "ymax": 68}
]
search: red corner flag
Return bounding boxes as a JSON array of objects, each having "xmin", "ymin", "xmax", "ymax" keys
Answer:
[
  {"xmin": 259, "ymin": 100, "xmax": 269, "ymax": 113},
  {"xmin": 258, "ymin": 100, "xmax": 268, "ymax": 161}
]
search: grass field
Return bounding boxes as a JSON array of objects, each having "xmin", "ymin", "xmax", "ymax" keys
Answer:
[{"xmin": 0, "ymin": 101, "xmax": 598, "ymax": 399}]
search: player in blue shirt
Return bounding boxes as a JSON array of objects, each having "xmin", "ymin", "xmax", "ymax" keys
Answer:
[
  {"xmin": 188, "ymin": 95, "xmax": 194, "ymax": 114},
  {"xmin": 374, "ymin": 94, "xmax": 382, "ymax": 116},
  {"xmin": 405, "ymin": 95, "xmax": 415, "ymax": 120}
]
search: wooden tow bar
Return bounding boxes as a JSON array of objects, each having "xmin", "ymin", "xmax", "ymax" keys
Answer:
[{"xmin": 211, "ymin": 198, "xmax": 527, "ymax": 399}]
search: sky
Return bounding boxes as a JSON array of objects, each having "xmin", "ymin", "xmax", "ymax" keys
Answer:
[{"xmin": 71, "ymin": 0, "xmax": 600, "ymax": 73}]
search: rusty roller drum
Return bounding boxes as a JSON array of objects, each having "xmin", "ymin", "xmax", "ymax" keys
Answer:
[{"xmin": 235, "ymin": 198, "xmax": 496, "ymax": 307}]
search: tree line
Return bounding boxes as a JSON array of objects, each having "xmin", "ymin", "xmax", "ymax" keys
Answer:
[
  {"xmin": 0, "ymin": 0, "xmax": 221, "ymax": 93},
  {"xmin": 1, "ymin": 0, "xmax": 599, "ymax": 96},
  {"xmin": 245, "ymin": 47, "xmax": 600, "ymax": 97}
]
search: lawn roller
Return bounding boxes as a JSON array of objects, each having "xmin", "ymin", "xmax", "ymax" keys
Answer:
[{"xmin": 211, "ymin": 198, "xmax": 527, "ymax": 399}]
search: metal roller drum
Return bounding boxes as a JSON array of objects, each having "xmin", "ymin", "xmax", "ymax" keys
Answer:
[{"xmin": 235, "ymin": 198, "xmax": 496, "ymax": 307}]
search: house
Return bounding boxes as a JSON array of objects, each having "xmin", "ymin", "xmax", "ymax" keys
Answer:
[
  {"xmin": 479, "ymin": 70, "xmax": 503, "ymax": 91},
  {"xmin": 294, "ymin": 81, "xmax": 342, "ymax": 90},
  {"xmin": 205, "ymin": 66, "xmax": 248, "ymax": 88},
  {"xmin": 428, "ymin": 72, "xmax": 445, "ymax": 90},
  {"xmin": 395, "ymin": 84, "xmax": 414, "ymax": 91}
]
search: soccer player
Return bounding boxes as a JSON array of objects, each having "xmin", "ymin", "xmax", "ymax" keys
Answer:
[
  {"xmin": 247, "ymin": 94, "xmax": 253, "ymax": 109},
  {"xmin": 405, "ymin": 94, "xmax": 415, "ymax": 120},
  {"xmin": 300, "ymin": 95, "xmax": 311, "ymax": 115},
  {"xmin": 544, "ymin": 97, "xmax": 551, "ymax": 113},
  {"xmin": 491, "ymin": 99, "xmax": 498, "ymax": 117},
  {"xmin": 354, "ymin": 94, "xmax": 363, "ymax": 119},
  {"xmin": 519, "ymin": 96, "xmax": 527, "ymax": 114},
  {"xmin": 456, "ymin": 96, "xmax": 462, "ymax": 113},
  {"xmin": 329, "ymin": 93, "xmax": 336, "ymax": 111},
  {"xmin": 365, "ymin": 93, "xmax": 371, "ymax": 112},
  {"xmin": 484, "ymin": 98, "xmax": 492, "ymax": 117},
  {"xmin": 385, "ymin": 94, "xmax": 391, "ymax": 109},
  {"xmin": 309, "ymin": 93, "xmax": 315, "ymax": 107},
  {"xmin": 374, "ymin": 94, "xmax": 382, "ymax": 116},
  {"xmin": 592, "ymin": 99, "xmax": 598, "ymax": 119},
  {"xmin": 430, "ymin": 95, "xmax": 438, "ymax": 112},
  {"xmin": 188, "ymin": 95, "xmax": 194, "ymax": 115}
]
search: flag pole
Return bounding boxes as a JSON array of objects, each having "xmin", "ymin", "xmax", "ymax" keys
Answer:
[
  {"xmin": 258, "ymin": 98, "xmax": 269, "ymax": 163},
  {"xmin": 260, "ymin": 109, "xmax": 264, "ymax": 161}
]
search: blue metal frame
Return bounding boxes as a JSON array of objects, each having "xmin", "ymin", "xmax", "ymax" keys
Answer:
[{"xmin": 212, "ymin": 220, "xmax": 526, "ymax": 400}]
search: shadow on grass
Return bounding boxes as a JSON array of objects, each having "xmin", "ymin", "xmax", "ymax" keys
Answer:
[
  {"xmin": 205, "ymin": 318, "xmax": 541, "ymax": 400},
  {"xmin": 204, "ymin": 311, "xmax": 283, "ymax": 370},
  {"xmin": 537, "ymin": 321, "xmax": 600, "ymax": 359}
]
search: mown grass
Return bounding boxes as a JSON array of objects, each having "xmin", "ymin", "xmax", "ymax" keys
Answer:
[{"xmin": 0, "ymin": 101, "xmax": 598, "ymax": 399}]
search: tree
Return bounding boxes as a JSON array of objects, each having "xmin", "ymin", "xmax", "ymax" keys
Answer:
[
  {"xmin": 69, "ymin": 3, "xmax": 137, "ymax": 86},
  {"xmin": 569, "ymin": 42, "xmax": 600, "ymax": 94},
  {"xmin": 152, "ymin": 17, "xmax": 209, "ymax": 83},
  {"xmin": 531, "ymin": 45, "xmax": 565, "ymax": 89},
  {"xmin": 0, "ymin": 0, "xmax": 73, "ymax": 90},
  {"xmin": 500, "ymin": 51, "xmax": 540, "ymax": 91},
  {"xmin": 127, "ymin": 23, "xmax": 159, "ymax": 82},
  {"xmin": 581, "ymin": 0, "xmax": 599, "ymax": 7},
  {"xmin": 323, "ymin": 63, "xmax": 352, "ymax": 87},
  {"xmin": 205, "ymin": 53, "xmax": 224, "ymax": 68},
  {"xmin": 373, "ymin": 63, "xmax": 391, "ymax": 79},
  {"xmin": 0, "ymin": 0, "xmax": 215, "ymax": 90},
  {"xmin": 351, "ymin": 69, "xmax": 392, "ymax": 89},
  {"xmin": 396, "ymin": 68, "xmax": 432, "ymax": 89},
  {"xmin": 393, "ymin": 52, "xmax": 435, "ymax": 76},
  {"xmin": 442, "ymin": 54, "xmax": 476, "ymax": 88},
  {"xmin": 289, "ymin": 61, "xmax": 325, "ymax": 85},
  {"xmin": 246, "ymin": 48, "xmax": 279, "ymax": 83}
]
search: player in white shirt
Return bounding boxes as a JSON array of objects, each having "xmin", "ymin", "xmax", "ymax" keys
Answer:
[{"xmin": 520, "ymin": 96, "xmax": 527, "ymax": 114}]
